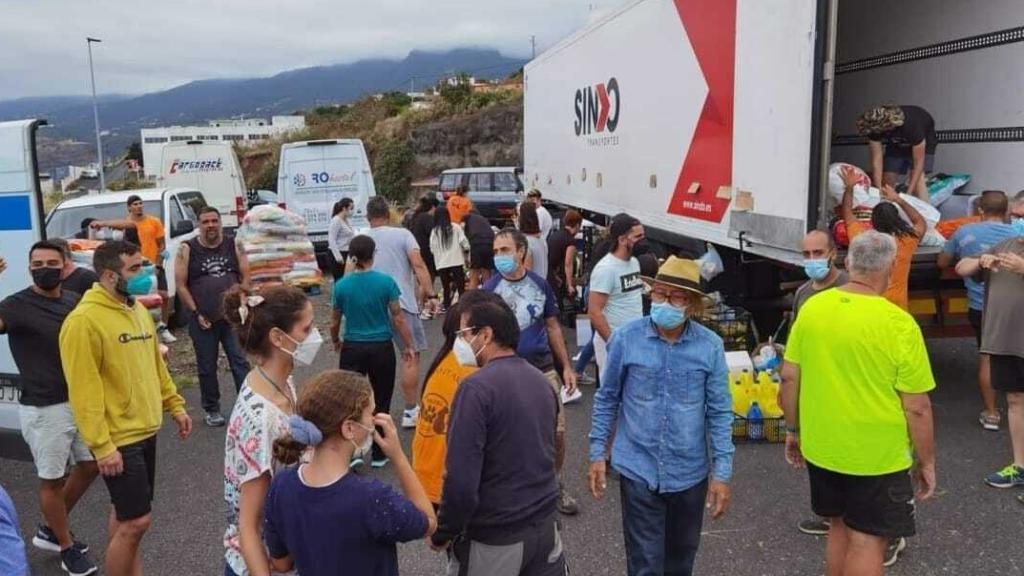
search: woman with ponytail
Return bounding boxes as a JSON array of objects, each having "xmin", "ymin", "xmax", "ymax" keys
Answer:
[
  {"xmin": 264, "ymin": 370, "xmax": 436, "ymax": 576},
  {"xmin": 330, "ymin": 235, "xmax": 416, "ymax": 468},
  {"xmin": 221, "ymin": 284, "xmax": 319, "ymax": 576}
]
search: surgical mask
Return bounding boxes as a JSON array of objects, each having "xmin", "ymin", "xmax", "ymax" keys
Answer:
[
  {"xmin": 802, "ymin": 259, "xmax": 831, "ymax": 281},
  {"xmin": 114, "ymin": 271, "xmax": 152, "ymax": 296},
  {"xmin": 282, "ymin": 327, "xmax": 324, "ymax": 366},
  {"xmin": 1012, "ymin": 217, "xmax": 1024, "ymax": 236},
  {"xmin": 350, "ymin": 422, "xmax": 374, "ymax": 460},
  {"xmin": 31, "ymin": 267, "xmax": 62, "ymax": 291},
  {"xmin": 494, "ymin": 255, "xmax": 518, "ymax": 275},
  {"xmin": 453, "ymin": 334, "xmax": 481, "ymax": 367},
  {"xmin": 650, "ymin": 302, "xmax": 687, "ymax": 329}
]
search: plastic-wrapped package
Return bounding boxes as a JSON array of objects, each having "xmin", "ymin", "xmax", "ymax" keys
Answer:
[{"xmin": 237, "ymin": 205, "xmax": 319, "ymax": 290}]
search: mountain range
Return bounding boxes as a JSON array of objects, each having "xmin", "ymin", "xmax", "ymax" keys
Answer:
[{"xmin": 0, "ymin": 48, "xmax": 527, "ymax": 166}]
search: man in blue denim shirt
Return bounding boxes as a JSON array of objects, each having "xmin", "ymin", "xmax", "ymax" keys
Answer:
[{"xmin": 589, "ymin": 256, "xmax": 734, "ymax": 576}]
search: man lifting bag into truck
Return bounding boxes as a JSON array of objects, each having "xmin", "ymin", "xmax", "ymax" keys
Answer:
[{"xmin": 858, "ymin": 105, "xmax": 937, "ymax": 203}]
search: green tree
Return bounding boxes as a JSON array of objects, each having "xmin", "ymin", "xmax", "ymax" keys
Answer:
[
  {"xmin": 438, "ymin": 73, "xmax": 472, "ymax": 109},
  {"xmin": 373, "ymin": 140, "xmax": 415, "ymax": 202},
  {"xmin": 380, "ymin": 91, "xmax": 412, "ymax": 116},
  {"xmin": 126, "ymin": 141, "xmax": 143, "ymax": 166}
]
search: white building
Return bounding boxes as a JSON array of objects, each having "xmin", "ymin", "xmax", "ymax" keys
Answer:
[{"xmin": 140, "ymin": 115, "xmax": 305, "ymax": 176}]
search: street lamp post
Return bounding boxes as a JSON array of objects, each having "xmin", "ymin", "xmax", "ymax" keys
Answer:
[{"xmin": 86, "ymin": 37, "xmax": 106, "ymax": 192}]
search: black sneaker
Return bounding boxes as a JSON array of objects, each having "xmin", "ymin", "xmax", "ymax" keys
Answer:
[
  {"xmin": 883, "ymin": 537, "xmax": 907, "ymax": 567},
  {"xmin": 32, "ymin": 525, "xmax": 88, "ymax": 554},
  {"xmin": 60, "ymin": 546, "xmax": 98, "ymax": 576},
  {"xmin": 797, "ymin": 518, "xmax": 831, "ymax": 536}
]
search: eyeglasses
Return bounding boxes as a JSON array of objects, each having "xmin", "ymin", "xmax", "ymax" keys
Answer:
[{"xmin": 650, "ymin": 290, "xmax": 690, "ymax": 308}]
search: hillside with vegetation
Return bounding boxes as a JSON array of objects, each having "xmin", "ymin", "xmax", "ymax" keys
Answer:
[{"xmin": 240, "ymin": 75, "xmax": 524, "ymax": 205}]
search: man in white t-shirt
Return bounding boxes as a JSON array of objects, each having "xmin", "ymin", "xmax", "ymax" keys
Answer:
[
  {"xmin": 527, "ymin": 189, "xmax": 553, "ymax": 239},
  {"xmin": 588, "ymin": 213, "xmax": 645, "ymax": 380},
  {"xmin": 361, "ymin": 197, "xmax": 437, "ymax": 428}
]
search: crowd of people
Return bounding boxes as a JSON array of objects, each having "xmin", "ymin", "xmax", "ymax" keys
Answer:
[{"xmin": 0, "ymin": 173, "xmax": 1022, "ymax": 576}]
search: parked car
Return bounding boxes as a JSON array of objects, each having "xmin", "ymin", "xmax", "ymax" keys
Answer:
[
  {"xmin": 247, "ymin": 188, "xmax": 279, "ymax": 209},
  {"xmin": 46, "ymin": 187, "xmax": 205, "ymax": 323},
  {"xmin": 436, "ymin": 166, "xmax": 524, "ymax": 226}
]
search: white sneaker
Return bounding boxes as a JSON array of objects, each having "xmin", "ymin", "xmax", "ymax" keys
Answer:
[
  {"xmin": 401, "ymin": 406, "xmax": 420, "ymax": 428},
  {"xmin": 561, "ymin": 388, "xmax": 583, "ymax": 405},
  {"xmin": 157, "ymin": 324, "xmax": 177, "ymax": 344},
  {"xmin": 419, "ymin": 310, "xmax": 433, "ymax": 321}
]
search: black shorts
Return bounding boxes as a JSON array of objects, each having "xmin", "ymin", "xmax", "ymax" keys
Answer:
[
  {"xmin": 103, "ymin": 436, "xmax": 157, "ymax": 521},
  {"xmin": 968, "ymin": 308, "xmax": 983, "ymax": 348},
  {"xmin": 990, "ymin": 354, "xmax": 1024, "ymax": 393},
  {"xmin": 807, "ymin": 462, "xmax": 915, "ymax": 539},
  {"xmin": 156, "ymin": 266, "xmax": 168, "ymax": 292},
  {"xmin": 470, "ymin": 244, "xmax": 494, "ymax": 271}
]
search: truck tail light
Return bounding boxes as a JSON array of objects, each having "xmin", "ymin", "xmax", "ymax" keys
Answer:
[{"xmin": 235, "ymin": 195, "xmax": 247, "ymax": 222}]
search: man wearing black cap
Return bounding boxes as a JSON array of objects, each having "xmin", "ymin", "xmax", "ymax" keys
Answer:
[
  {"xmin": 91, "ymin": 195, "xmax": 174, "ymax": 343},
  {"xmin": 589, "ymin": 256, "xmax": 733, "ymax": 576},
  {"xmin": 588, "ymin": 213, "xmax": 645, "ymax": 380}
]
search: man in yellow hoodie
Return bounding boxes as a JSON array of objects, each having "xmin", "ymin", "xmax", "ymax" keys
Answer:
[{"xmin": 60, "ymin": 240, "xmax": 192, "ymax": 576}]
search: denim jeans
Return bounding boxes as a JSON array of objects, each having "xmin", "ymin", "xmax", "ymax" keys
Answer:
[
  {"xmin": 573, "ymin": 335, "xmax": 595, "ymax": 374},
  {"xmin": 189, "ymin": 317, "xmax": 250, "ymax": 414},
  {"xmin": 620, "ymin": 475, "xmax": 708, "ymax": 576}
]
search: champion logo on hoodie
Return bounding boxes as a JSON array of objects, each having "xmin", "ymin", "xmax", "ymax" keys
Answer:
[{"xmin": 118, "ymin": 332, "xmax": 154, "ymax": 344}]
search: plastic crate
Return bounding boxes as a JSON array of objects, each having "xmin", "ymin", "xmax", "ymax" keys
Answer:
[
  {"xmin": 700, "ymin": 302, "xmax": 758, "ymax": 352},
  {"xmin": 732, "ymin": 416, "xmax": 786, "ymax": 443}
]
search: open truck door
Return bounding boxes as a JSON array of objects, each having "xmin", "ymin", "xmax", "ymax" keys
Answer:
[{"xmin": 0, "ymin": 119, "xmax": 47, "ymax": 460}]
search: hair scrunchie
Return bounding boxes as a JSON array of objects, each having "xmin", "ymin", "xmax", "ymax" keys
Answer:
[{"xmin": 287, "ymin": 414, "xmax": 323, "ymax": 447}]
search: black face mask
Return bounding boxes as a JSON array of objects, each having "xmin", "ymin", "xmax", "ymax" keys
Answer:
[{"xmin": 31, "ymin": 267, "xmax": 62, "ymax": 291}]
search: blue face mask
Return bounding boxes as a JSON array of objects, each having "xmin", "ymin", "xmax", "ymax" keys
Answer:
[
  {"xmin": 802, "ymin": 258, "xmax": 831, "ymax": 281},
  {"xmin": 124, "ymin": 272, "xmax": 154, "ymax": 296},
  {"xmin": 1012, "ymin": 217, "xmax": 1024, "ymax": 236},
  {"xmin": 494, "ymin": 254, "xmax": 518, "ymax": 275},
  {"xmin": 650, "ymin": 302, "xmax": 687, "ymax": 329}
]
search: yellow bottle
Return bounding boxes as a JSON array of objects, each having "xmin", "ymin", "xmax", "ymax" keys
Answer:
[
  {"xmin": 731, "ymin": 370, "xmax": 752, "ymax": 416},
  {"xmin": 759, "ymin": 372, "xmax": 784, "ymax": 418}
]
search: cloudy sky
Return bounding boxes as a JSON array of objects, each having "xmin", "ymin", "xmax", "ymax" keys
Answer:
[{"xmin": 0, "ymin": 0, "xmax": 613, "ymax": 101}]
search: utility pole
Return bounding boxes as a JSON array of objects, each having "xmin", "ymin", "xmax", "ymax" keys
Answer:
[
  {"xmin": 531, "ymin": 35, "xmax": 536, "ymax": 60},
  {"xmin": 86, "ymin": 37, "xmax": 106, "ymax": 192}
]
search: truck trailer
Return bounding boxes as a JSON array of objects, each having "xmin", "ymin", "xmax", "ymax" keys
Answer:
[{"xmin": 524, "ymin": 0, "xmax": 1024, "ymax": 336}]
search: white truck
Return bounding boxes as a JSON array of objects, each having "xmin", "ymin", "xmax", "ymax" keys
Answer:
[
  {"xmin": 0, "ymin": 119, "xmax": 47, "ymax": 459},
  {"xmin": 524, "ymin": 0, "xmax": 1024, "ymax": 336},
  {"xmin": 157, "ymin": 140, "xmax": 248, "ymax": 230}
]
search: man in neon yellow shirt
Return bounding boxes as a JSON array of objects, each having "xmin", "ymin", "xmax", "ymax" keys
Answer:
[{"xmin": 781, "ymin": 229, "xmax": 936, "ymax": 575}]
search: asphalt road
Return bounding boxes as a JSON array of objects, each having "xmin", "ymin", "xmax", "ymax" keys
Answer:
[{"xmin": 3, "ymin": 290, "xmax": 1023, "ymax": 575}]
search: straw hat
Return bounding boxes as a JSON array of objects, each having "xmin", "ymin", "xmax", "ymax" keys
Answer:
[{"xmin": 650, "ymin": 256, "xmax": 705, "ymax": 297}]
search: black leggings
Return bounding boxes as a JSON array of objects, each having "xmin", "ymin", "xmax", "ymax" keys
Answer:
[
  {"xmin": 338, "ymin": 340, "xmax": 396, "ymax": 462},
  {"xmin": 437, "ymin": 266, "xmax": 466, "ymax": 309}
]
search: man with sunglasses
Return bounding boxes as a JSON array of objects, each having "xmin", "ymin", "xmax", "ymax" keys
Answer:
[{"xmin": 589, "ymin": 256, "xmax": 734, "ymax": 576}]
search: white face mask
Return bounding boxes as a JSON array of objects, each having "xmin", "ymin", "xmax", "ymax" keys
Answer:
[
  {"xmin": 282, "ymin": 327, "xmax": 323, "ymax": 366},
  {"xmin": 453, "ymin": 333, "xmax": 481, "ymax": 367},
  {"xmin": 350, "ymin": 422, "xmax": 374, "ymax": 460}
]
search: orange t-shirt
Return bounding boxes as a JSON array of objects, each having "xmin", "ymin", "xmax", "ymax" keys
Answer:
[
  {"xmin": 847, "ymin": 221, "xmax": 919, "ymax": 311},
  {"xmin": 411, "ymin": 351, "xmax": 476, "ymax": 504},
  {"xmin": 447, "ymin": 196, "xmax": 473, "ymax": 224},
  {"xmin": 133, "ymin": 215, "xmax": 165, "ymax": 263}
]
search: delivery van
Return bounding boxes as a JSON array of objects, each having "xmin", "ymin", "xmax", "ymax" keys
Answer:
[
  {"xmin": 277, "ymin": 139, "xmax": 375, "ymax": 255},
  {"xmin": 0, "ymin": 119, "xmax": 47, "ymax": 460},
  {"xmin": 157, "ymin": 140, "xmax": 247, "ymax": 230}
]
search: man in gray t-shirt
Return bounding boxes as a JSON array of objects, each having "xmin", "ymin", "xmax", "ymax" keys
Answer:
[
  {"xmin": 792, "ymin": 230, "xmax": 848, "ymax": 318},
  {"xmin": 362, "ymin": 197, "xmax": 436, "ymax": 429},
  {"xmin": 957, "ymin": 230, "xmax": 1024, "ymax": 491},
  {"xmin": 588, "ymin": 213, "xmax": 645, "ymax": 380}
]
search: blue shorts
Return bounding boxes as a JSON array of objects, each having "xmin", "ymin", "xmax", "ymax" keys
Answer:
[
  {"xmin": 396, "ymin": 310, "xmax": 427, "ymax": 353},
  {"xmin": 883, "ymin": 151, "xmax": 935, "ymax": 175}
]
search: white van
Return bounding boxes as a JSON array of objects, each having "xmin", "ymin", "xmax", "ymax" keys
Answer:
[
  {"xmin": 157, "ymin": 140, "xmax": 247, "ymax": 230},
  {"xmin": 277, "ymin": 139, "xmax": 375, "ymax": 252},
  {"xmin": 0, "ymin": 119, "xmax": 47, "ymax": 460}
]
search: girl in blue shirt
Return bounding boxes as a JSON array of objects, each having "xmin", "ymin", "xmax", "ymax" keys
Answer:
[{"xmin": 265, "ymin": 370, "xmax": 436, "ymax": 576}]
